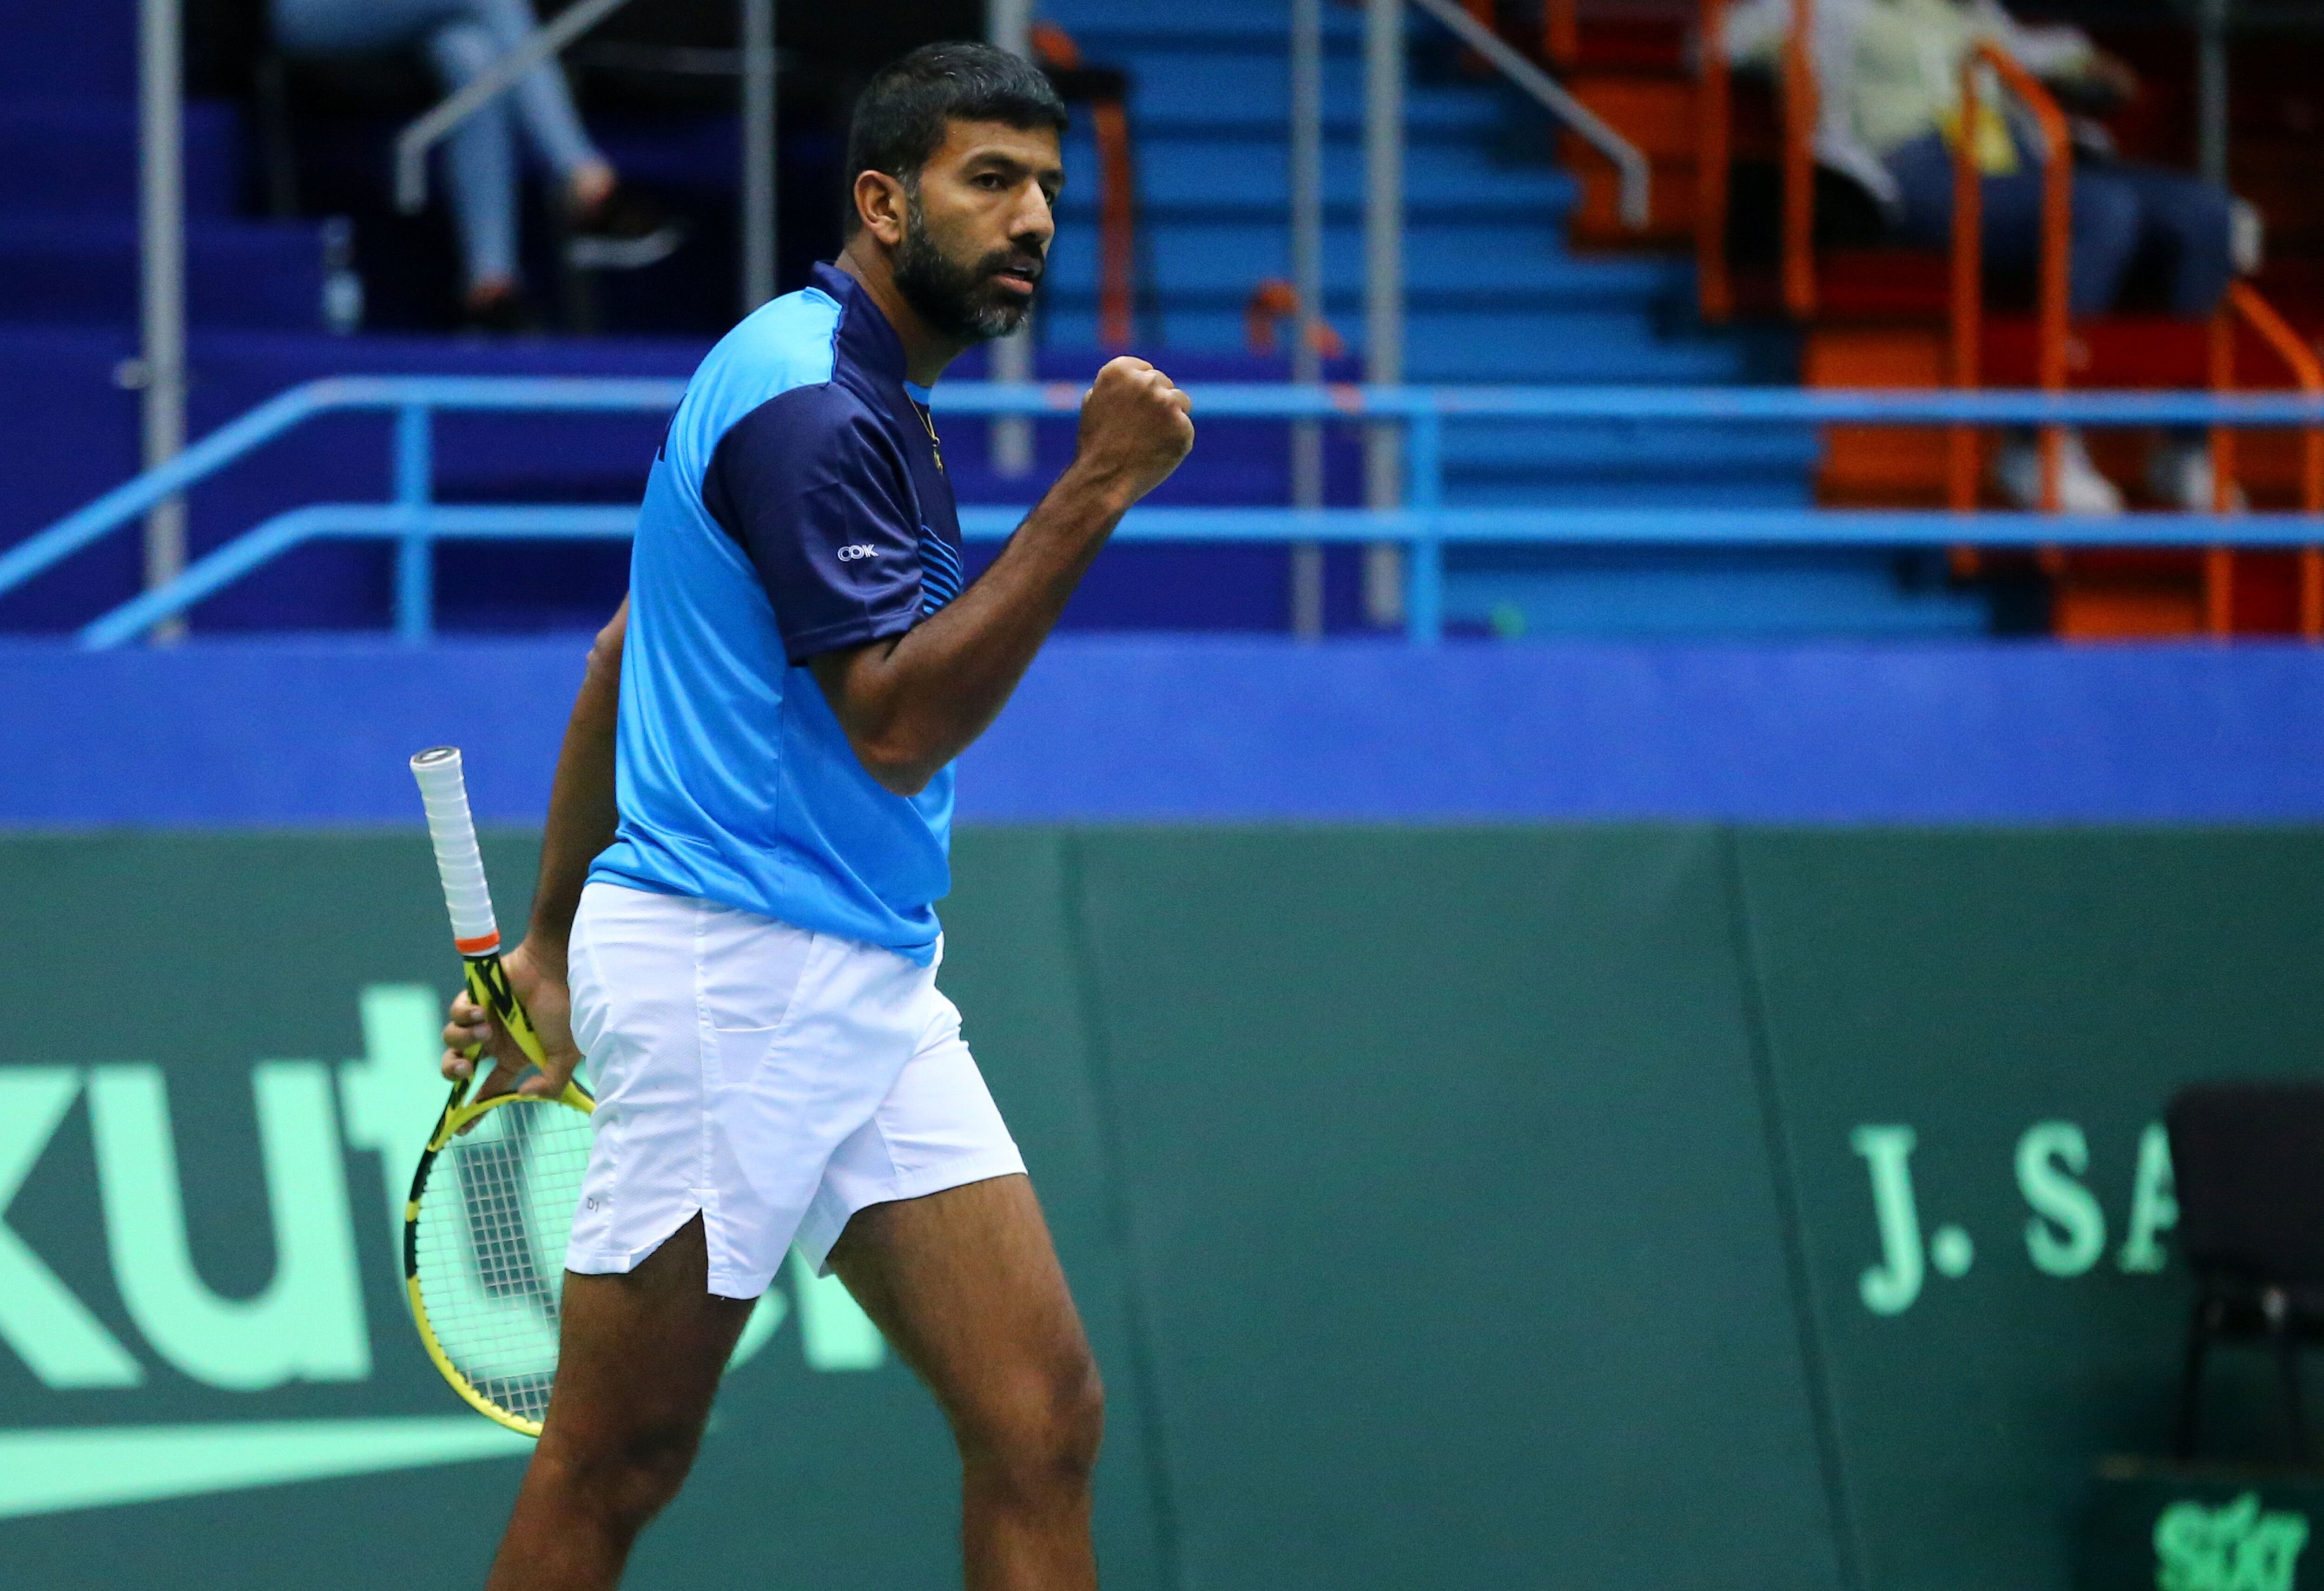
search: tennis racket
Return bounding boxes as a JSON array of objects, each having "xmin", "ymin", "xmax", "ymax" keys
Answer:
[{"xmin": 406, "ymin": 745, "xmax": 595, "ymax": 1436}]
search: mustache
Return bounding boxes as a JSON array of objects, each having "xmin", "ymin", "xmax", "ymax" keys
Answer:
[{"xmin": 979, "ymin": 247, "xmax": 1046, "ymax": 285}]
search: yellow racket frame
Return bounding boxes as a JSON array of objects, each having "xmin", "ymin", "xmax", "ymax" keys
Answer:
[{"xmin": 402, "ymin": 951, "xmax": 594, "ymax": 1436}]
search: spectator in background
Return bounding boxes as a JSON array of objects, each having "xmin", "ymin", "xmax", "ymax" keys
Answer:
[
  {"xmin": 1726, "ymin": 0, "xmax": 2261, "ymax": 513},
  {"xmin": 272, "ymin": 0, "xmax": 678, "ymax": 330}
]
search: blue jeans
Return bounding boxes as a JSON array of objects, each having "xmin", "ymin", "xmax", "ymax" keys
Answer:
[
  {"xmin": 273, "ymin": 0, "xmax": 604, "ymax": 289},
  {"xmin": 1886, "ymin": 131, "xmax": 2235, "ymax": 320}
]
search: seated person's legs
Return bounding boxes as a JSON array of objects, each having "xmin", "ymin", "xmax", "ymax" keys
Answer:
[
  {"xmin": 425, "ymin": 20, "xmax": 524, "ymax": 316},
  {"xmin": 2097, "ymin": 160, "xmax": 2237, "ymax": 321},
  {"xmin": 2093, "ymin": 162, "xmax": 2240, "ymax": 507},
  {"xmin": 1889, "ymin": 131, "xmax": 2147, "ymax": 317},
  {"xmin": 458, "ymin": 0, "xmax": 679, "ymax": 264},
  {"xmin": 1887, "ymin": 132, "xmax": 2129, "ymax": 510},
  {"xmin": 272, "ymin": 0, "xmax": 535, "ymax": 320},
  {"xmin": 270, "ymin": 0, "xmax": 457, "ymax": 55},
  {"xmin": 2064, "ymin": 167, "xmax": 2145, "ymax": 318},
  {"xmin": 270, "ymin": 0, "xmax": 669, "ymax": 326},
  {"xmin": 1886, "ymin": 132, "xmax": 2031, "ymax": 256},
  {"xmin": 468, "ymin": 0, "xmax": 618, "ymax": 216}
]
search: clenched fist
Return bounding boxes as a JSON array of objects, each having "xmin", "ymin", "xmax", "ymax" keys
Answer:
[{"xmin": 1072, "ymin": 357, "xmax": 1195, "ymax": 509}]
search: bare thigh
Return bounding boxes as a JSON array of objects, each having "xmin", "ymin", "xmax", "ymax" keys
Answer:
[
  {"xmin": 827, "ymin": 1174, "xmax": 1097, "ymax": 1446},
  {"xmin": 539, "ymin": 1215, "xmax": 757, "ymax": 1469}
]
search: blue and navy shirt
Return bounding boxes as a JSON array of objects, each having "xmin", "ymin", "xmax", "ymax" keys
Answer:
[{"xmin": 588, "ymin": 262, "xmax": 968, "ymax": 963}]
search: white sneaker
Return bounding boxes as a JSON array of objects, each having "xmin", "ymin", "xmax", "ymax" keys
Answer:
[
  {"xmin": 1994, "ymin": 429, "xmax": 2123, "ymax": 514},
  {"xmin": 2232, "ymin": 197, "xmax": 2265, "ymax": 276},
  {"xmin": 2147, "ymin": 437, "xmax": 2250, "ymax": 513}
]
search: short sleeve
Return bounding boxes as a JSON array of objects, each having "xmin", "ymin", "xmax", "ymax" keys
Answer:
[{"xmin": 700, "ymin": 385, "xmax": 927, "ymax": 664}]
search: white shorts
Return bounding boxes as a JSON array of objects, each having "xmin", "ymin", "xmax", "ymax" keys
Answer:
[{"xmin": 563, "ymin": 881, "xmax": 1025, "ymax": 1298}]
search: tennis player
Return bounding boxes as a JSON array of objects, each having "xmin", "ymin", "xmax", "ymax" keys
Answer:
[{"xmin": 438, "ymin": 42, "xmax": 1192, "ymax": 1591}]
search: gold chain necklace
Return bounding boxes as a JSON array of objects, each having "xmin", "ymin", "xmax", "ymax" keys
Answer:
[{"xmin": 912, "ymin": 400, "xmax": 946, "ymax": 475}]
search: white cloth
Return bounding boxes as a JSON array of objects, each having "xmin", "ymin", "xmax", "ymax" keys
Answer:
[
  {"xmin": 565, "ymin": 881, "xmax": 1025, "ymax": 1297},
  {"xmin": 1718, "ymin": 0, "xmax": 2097, "ymax": 215}
]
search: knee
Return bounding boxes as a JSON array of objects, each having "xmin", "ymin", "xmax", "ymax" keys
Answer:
[
  {"xmin": 471, "ymin": 0, "xmax": 546, "ymax": 49},
  {"xmin": 2151, "ymin": 172, "xmax": 2232, "ymax": 237},
  {"xmin": 958, "ymin": 1348, "xmax": 1106, "ymax": 1503},
  {"xmin": 539, "ymin": 1418, "xmax": 705, "ymax": 1537},
  {"xmin": 2161, "ymin": 180, "xmax": 2237, "ymax": 269},
  {"xmin": 426, "ymin": 20, "xmax": 496, "ymax": 85},
  {"xmin": 2073, "ymin": 180, "xmax": 2142, "ymax": 257}
]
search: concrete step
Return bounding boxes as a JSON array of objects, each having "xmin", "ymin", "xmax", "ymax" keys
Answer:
[
  {"xmin": 1134, "ymin": 93, "xmax": 1505, "ymax": 141},
  {"xmin": 0, "ymin": 99, "xmax": 244, "ymax": 219},
  {"xmin": 1037, "ymin": 302, "xmax": 1756, "ymax": 378},
  {"xmin": 1407, "ymin": 309, "xmax": 1756, "ymax": 382},
  {"xmin": 0, "ymin": 4, "xmax": 137, "ymax": 100},
  {"xmin": 1061, "ymin": 131, "xmax": 1578, "ymax": 214},
  {"xmin": 1085, "ymin": 49, "xmax": 1498, "ymax": 134},
  {"xmin": 1041, "ymin": 0, "xmax": 1370, "ymax": 44},
  {"xmin": 1437, "ymin": 421, "xmax": 1822, "ymax": 475},
  {"xmin": 1439, "ymin": 476, "xmax": 1815, "ymax": 509},
  {"xmin": 1443, "ymin": 552, "xmax": 1992, "ymax": 638},
  {"xmin": 1042, "ymin": 224, "xmax": 1680, "ymax": 305},
  {"xmin": 0, "ymin": 217, "xmax": 329, "ymax": 329}
]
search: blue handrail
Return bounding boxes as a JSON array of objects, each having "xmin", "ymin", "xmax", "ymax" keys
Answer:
[{"xmin": 9, "ymin": 375, "xmax": 2323, "ymax": 648}]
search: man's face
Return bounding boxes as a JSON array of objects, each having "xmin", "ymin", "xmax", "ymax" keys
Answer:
[{"xmin": 890, "ymin": 118, "xmax": 1063, "ymax": 343}]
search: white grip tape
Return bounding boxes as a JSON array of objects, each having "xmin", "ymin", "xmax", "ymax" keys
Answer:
[{"xmin": 409, "ymin": 747, "xmax": 499, "ymax": 951}]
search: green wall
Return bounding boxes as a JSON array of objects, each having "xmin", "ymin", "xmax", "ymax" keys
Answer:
[{"xmin": 0, "ymin": 828, "xmax": 2317, "ymax": 1590}]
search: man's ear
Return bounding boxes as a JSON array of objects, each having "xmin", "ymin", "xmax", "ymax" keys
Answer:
[{"xmin": 854, "ymin": 171, "xmax": 909, "ymax": 249}]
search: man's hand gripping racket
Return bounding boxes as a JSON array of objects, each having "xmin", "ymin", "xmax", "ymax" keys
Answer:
[{"xmin": 415, "ymin": 748, "xmax": 582, "ymax": 1104}]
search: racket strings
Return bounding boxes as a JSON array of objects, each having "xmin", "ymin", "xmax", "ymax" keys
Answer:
[
  {"xmin": 457, "ymin": 1109, "xmax": 559, "ymax": 1313},
  {"xmin": 411, "ymin": 1098, "xmax": 594, "ymax": 1430}
]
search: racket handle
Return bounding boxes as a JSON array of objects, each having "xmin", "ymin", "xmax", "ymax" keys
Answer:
[
  {"xmin": 412, "ymin": 747, "xmax": 549, "ymax": 1077},
  {"xmin": 410, "ymin": 746, "xmax": 500, "ymax": 955},
  {"xmin": 465, "ymin": 953, "xmax": 548, "ymax": 1071}
]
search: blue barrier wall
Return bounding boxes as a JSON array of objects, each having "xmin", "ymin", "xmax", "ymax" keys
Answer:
[{"xmin": 8, "ymin": 635, "xmax": 2324, "ymax": 825}]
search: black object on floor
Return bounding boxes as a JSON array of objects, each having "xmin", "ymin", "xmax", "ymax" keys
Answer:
[{"xmin": 2168, "ymin": 1082, "xmax": 2324, "ymax": 1463}]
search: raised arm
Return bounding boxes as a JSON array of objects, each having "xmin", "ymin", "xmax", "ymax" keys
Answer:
[
  {"xmin": 811, "ymin": 357, "xmax": 1193, "ymax": 795},
  {"xmin": 442, "ymin": 598, "xmax": 627, "ymax": 1095}
]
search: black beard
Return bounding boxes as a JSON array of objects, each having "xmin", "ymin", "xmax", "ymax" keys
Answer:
[{"xmin": 891, "ymin": 195, "xmax": 1038, "ymax": 343}]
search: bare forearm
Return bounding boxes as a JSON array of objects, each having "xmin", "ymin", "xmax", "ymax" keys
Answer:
[
  {"xmin": 816, "ymin": 462, "xmax": 1129, "ymax": 791},
  {"xmin": 525, "ymin": 601, "xmax": 627, "ymax": 972},
  {"xmin": 815, "ymin": 356, "xmax": 1193, "ymax": 794}
]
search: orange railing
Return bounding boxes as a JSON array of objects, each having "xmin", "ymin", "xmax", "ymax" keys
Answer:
[
  {"xmin": 1684, "ymin": 0, "xmax": 1815, "ymax": 319},
  {"xmin": 1031, "ymin": 22, "xmax": 1138, "ymax": 348},
  {"xmin": 2207, "ymin": 282, "xmax": 2324, "ymax": 637},
  {"xmin": 1694, "ymin": 0, "xmax": 1810, "ymax": 322},
  {"xmin": 1696, "ymin": 0, "xmax": 1733, "ymax": 322},
  {"xmin": 1245, "ymin": 280, "xmax": 1348, "ymax": 359},
  {"xmin": 1464, "ymin": 0, "xmax": 1494, "ymax": 72},
  {"xmin": 1949, "ymin": 45, "xmax": 2072, "ymax": 514},
  {"xmin": 1544, "ymin": 0, "xmax": 1580, "ymax": 67},
  {"xmin": 1780, "ymin": 0, "xmax": 1817, "ymax": 318}
]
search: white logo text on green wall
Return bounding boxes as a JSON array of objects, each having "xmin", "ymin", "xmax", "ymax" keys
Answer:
[{"xmin": 0, "ymin": 986, "xmax": 883, "ymax": 1519}]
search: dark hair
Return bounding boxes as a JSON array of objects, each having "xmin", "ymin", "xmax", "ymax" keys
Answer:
[{"xmin": 842, "ymin": 42, "xmax": 1069, "ymax": 234}]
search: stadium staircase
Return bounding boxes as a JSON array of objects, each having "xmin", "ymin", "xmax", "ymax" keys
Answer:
[
  {"xmin": 1034, "ymin": 0, "xmax": 1992, "ymax": 636},
  {"xmin": 0, "ymin": 0, "xmax": 1339, "ymax": 637},
  {"xmin": 1, "ymin": 0, "xmax": 2021, "ymax": 639}
]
